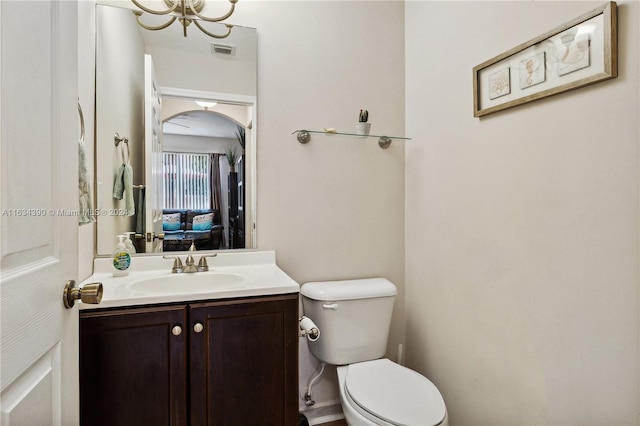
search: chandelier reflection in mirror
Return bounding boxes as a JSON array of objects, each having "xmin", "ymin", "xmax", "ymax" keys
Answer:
[{"xmin": 131, "ymin": 0, "xmax": 237, "ymax": 38}]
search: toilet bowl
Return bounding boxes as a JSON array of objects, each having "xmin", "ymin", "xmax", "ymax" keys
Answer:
[
  {"xmin": 300, "ymin": 278, "xmax": 448, "ymax": 426},
  {"xmin": 337, "ymin": 359, "xmax": 448, "ymax": 426}
]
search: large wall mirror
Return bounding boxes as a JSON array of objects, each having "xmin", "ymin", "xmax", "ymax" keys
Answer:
[{"xmin": 95, "ymin": 4, "xmax": 257, "ymax": 256}]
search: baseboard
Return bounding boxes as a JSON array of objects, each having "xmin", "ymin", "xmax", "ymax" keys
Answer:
[{"xmin": 300, "ymin": 401, "xmax": 345, "ymax": 425}]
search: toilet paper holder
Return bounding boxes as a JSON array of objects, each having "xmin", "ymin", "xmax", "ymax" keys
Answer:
[{"xmin": 299, "ymin": 316, "xmax": 320, "ymax": 341}]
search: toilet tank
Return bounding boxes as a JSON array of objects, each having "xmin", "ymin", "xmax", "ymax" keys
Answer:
[{"xmin": 301, "ymin": 278, "xmax": 397, "ymax": 365}]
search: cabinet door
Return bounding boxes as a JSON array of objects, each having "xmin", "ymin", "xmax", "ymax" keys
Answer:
[
  {"xmin": 190, "ymin": 294, "xmax": 298, "ymax": 426},
  {"xmin": 80, "ymin": 305, "xmax": 188, "ymax": 426}
]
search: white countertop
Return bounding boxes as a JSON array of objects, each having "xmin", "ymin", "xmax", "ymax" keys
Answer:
[{"xmin": 80, "ymin": 250, "xmax": 300, "ymax": 310}]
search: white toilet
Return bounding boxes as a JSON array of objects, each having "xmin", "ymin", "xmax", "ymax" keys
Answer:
[{"xmin": 301, "ymin": 278, "xmax": 448, "ymax": 426}]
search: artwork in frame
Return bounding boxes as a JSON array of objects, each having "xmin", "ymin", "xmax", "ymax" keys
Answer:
[
  {"xmin": 473, "ymin": 2, "xmax": 617, "ymax": 117},
  {"xmin": 519, "ymin": 52, "xmax": 546, "ymax": 89},
  {"xmin": 489, "ymin": 68, "xmax": 511, "ymax": 99},
  {"xmin": 557, "ymin": 31, "xmax": 590, "ymax": 76}
]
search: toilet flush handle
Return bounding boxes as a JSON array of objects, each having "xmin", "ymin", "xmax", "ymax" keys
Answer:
[{"xmin": 322, "ymin": 303, "xmax": 338, "ymax": 310}]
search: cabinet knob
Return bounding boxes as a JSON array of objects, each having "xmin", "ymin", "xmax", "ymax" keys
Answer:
[
  {"xmin": 193, "ymin": 322, "xmax": 204, "ymax": 333},
  {"xmin": 172, "ymin": 325, "xmax": 182, "ymax": 336}
]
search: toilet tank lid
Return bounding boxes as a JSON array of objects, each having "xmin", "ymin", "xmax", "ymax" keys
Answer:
[{"xmin": 301, "ymin": 278, "xmax": 397, "ymax": 301}]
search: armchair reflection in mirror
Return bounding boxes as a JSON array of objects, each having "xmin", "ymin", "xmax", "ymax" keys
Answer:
[
  {"xmin": 161, "ymin": 209, "xmax": 224, "ymax": 251},
  {"xmin": 94, "ymin": 4, "xmax": 256, "ymax": 256}
]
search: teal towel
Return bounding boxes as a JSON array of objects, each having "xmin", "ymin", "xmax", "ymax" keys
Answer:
[
  {"xmin": 112, "ymin": 163, "xmax": 135, "ymax": 216},
  {"xmin": 112, "ymin": 164, "xmax": 125, "ymax": 199}
]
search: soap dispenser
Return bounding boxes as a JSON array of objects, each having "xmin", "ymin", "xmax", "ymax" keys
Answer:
[
  {"xmin": 112, "ymin": 235, "xmax": 132, "ymax": 277},
  {"xmin": 124, "ymin": 232, "xmax": 137, "ymax": 253}
]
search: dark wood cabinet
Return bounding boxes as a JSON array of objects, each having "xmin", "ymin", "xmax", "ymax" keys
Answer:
[
  {"xmin": 190, "ymin": 296, "xmax": 299, "ymax": 425},
  {"xmin": 79, "ymin": 305, "xmax": 188, "ymax": 426},
  {"xmin": 80, "ymin": 293, "xmax": 298, "ymax": 426}
]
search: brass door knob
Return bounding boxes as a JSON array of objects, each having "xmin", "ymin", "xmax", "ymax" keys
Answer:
[
  {"xmin": 146, "ymin": 232, "xmax": 165, "ymax": 242},
  {"xmin": 63, "ymin": 280, "xmax": 103, "ymax": 309}
]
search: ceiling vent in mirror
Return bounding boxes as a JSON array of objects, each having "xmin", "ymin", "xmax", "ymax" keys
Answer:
[{"xmin": 211, "ymin": 43, "xmax": 236, "ymax": 56}]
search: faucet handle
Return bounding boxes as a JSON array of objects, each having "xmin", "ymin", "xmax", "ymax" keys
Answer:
[
  {"xmin": 197, "ymin": 254, "xmax": 218, "ymax": 272},
  {"xmin": 163, "ymin": 255, "xmax": 184, "ymax": 273}
]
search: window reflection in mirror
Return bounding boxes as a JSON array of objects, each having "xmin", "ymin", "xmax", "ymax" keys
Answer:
[{"xmin": 94, "ymin": 4, "xmax": 256, "ymax": 256}]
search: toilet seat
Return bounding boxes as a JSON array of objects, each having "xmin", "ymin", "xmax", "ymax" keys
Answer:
[{"xmin": 344, "ymin": 359, "xmax": 446, "ymax": 426}]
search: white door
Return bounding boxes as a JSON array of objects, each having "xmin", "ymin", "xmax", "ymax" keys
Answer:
[
  {"xmin": 144, "ymin": 54, "xmax": 164, "ymax": 253},
  {"xmin": 0, "ymin": 1, "xmax": 80, "ymax": 425}
]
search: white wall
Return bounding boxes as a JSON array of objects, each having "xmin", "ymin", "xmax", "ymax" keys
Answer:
[
  {"xmin": 149, "ymin": 44, "xmax": 256, "ymax": 95},
  {"xmin": 405, "ymin": 2, "xmax": 639, "ymax": 425},
  {"xmin": 162, "ymin": 99, "xmax": 251, "ymax": 127},
  {"xmin": 162, "ymin": 133, "xmax": 236, "ymax": 154}
]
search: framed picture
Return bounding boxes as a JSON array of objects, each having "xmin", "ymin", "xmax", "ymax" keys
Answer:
[{"xmin": 473, "ymin": 2, "xmax": 617, "ymax": 117}]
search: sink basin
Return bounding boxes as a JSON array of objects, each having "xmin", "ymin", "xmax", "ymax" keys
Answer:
[{"xmin": 126, "ymin": 273, "xmax": 244, "ymax": 295}]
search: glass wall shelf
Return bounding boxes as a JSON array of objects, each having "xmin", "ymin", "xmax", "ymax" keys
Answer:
[{"xmin": 292, "ymin": 129, "xmax": 411, "ymax": 149}]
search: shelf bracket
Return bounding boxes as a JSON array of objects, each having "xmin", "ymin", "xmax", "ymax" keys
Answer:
[
  {"xmin": 296, "ymin": 130, "xmax": 311, "ymax": 144},
  {"xmin": 378, "ymin": 136, "xmax": 392, "ymax": 149}
]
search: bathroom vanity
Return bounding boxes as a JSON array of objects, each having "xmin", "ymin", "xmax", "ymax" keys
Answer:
[{"xmin": 78, "ymin": 251, "xmax": 299, "ymax": 426}]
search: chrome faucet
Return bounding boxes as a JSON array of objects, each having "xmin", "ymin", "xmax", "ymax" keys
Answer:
[{"xmin": 164, "ymin": 242, "xmax": 218, "ymax": 273}]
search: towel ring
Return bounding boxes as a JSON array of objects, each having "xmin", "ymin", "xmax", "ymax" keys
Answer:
[{"xmin": 114, "ymin": 133, "xmax": 130, "ymax": 164}]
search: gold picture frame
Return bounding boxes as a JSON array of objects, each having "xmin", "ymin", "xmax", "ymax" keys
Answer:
[{"xmin": 473, "ymin": 2, "xmax": 617, "ymax": 118}]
